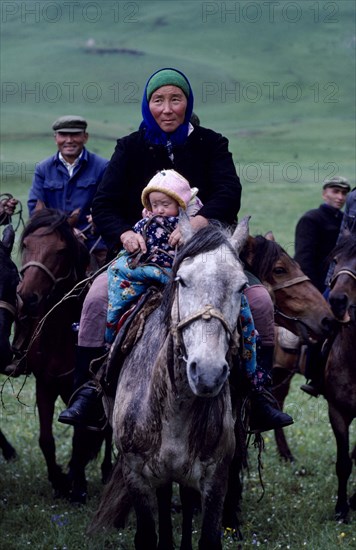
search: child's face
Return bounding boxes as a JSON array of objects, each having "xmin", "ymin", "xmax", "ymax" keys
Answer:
[{"xmin": 149, "ymin": 191, "xmax": 180, "ymax": 216}]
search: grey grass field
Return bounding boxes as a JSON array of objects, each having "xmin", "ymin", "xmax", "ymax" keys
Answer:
[{"xmin": 0, "ymin": 1, "xmax": 355, "ymax": 548}]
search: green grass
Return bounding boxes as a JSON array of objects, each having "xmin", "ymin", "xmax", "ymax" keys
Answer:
[
  {"xmin": 1, "ymin": 373, "xmax": 355, "ymax": 549},
  {"xmin": 0, "ymin": 1, "xmax": 355, "ymax": 547}
]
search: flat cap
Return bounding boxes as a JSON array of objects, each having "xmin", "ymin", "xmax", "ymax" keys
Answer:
[
  {"xmin": 52, "ymin": 115, "xmax": 87, "ymax": 133},
  {"xmin": 323, "ymin": 176, "xmax": 350, "ymax": 192}
]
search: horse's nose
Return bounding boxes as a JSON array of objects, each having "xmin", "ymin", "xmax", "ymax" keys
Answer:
[
  {"xmin": 329, "ymin": 293, "xmax": 349, "ymax": 320},
  {"xmin": 188, "ymin": 360, "xmax": 229, "ymax": 396},
  {"xmin": 18, "ymin": 291, "xmax": 41, "ymax": 316},
  {"xmin": 320, "ymin": 315, "xmax": 338, "ymax": 335}
]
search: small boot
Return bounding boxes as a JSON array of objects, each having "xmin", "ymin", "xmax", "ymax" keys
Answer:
[
  {"xmin": 300, "ymin": 342, "xmax": 325, "ymax": 397},
  {"xmin": 248, "ymin": 345, "xmax": 294, "ymax": 433},
  {"xmin": 58, "ymin": 345, "xmax": 106, "ymax": 431}
]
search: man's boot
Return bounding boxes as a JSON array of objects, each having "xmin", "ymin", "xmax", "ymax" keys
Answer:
[
  {"xmin": 248, "ymin": 345, "xmax": 294, "ymax": 433},
  {"xmin": 58, "ymin": 345, "xmax": 106, "ymax": 431}
]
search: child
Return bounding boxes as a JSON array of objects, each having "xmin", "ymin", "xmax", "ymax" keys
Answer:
[{"xmin": 105, "ymin": 169, "xmax": 202, "ymax": 343}]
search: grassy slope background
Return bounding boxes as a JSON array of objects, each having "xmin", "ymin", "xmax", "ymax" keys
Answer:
[
  {"xmin": 1, "ymin": 0, "xmax": 355, "ymax": 247},
  {"xmin": 0, "ymin": 1, "xmax": 355, "ymax": 548}
]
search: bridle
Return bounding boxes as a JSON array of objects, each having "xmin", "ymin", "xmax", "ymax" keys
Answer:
[
  {"xmin": 267, "ymin": 274, "xmax": 317, "ymax": 338},
  {"xmin": 19, "ymin": 260, "xmax": 77, "ymax": 299},
  {"xmin": 0, "ymin": 300, "xmax": 16, "ymax": 317},
  {"xmin": 329, "ymin": 267, "xmax": 356, "ymax": 288},
  {"xmin": 170, "ymin": 276, "xmax": 240, "ymax": 361}
]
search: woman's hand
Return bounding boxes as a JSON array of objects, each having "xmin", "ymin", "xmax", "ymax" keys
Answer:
[
  {"xmin": 120, "ymin": 230, "xmax": 147, "ymax": 254},
  {"xmin": 168, "ymin": 215, "xmax": 209, "ymax": 247}
]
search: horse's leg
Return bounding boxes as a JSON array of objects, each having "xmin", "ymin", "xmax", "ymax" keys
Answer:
[
  {"xmin": 128, "ymin": 479, "xmax": 157, "ymax": 550},
  {"xmin": 350, "ymin": 444, "xmax": 356, "ymax": 511},
  {"xmin": 101, "ymin": 425, "xmax": 113, "ymax": 484},
  {"xmin": 36, "ymin": 381, "xmax": 71, "ymax": 498},
  {"xmin": 199, "ymin": 466, "xmax": 229, "ymax": 550},
  {"xmin": 157, "ymin": 483, "xmax": 174, "ymax": 550},
  {"xmin": 328, "ymin": 402, "xmax": 352, "ymax": 521},
  {"xmin": 180, "ymin": 485, "xmax": 200, "ymax": 550},
  {"xmin": 272, "ymin": 348, "xmax": 298, "ymax": 462},
  {"xmin": 68, "ymin": 427, "xmax": 106, "ymax": 503},
  {"xmin": 0, "ymin": 428, "xmax": 16, "ymax": 460}
]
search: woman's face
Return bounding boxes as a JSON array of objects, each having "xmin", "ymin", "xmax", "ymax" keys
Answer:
[{"xmin": 149, "ymin": 85, "xmax": 188, "ymax": 133}]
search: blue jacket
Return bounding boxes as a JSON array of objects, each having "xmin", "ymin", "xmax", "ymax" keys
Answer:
[{"xmin": 28, "ymin": 148, "xmax": 108, "ymax": 249}]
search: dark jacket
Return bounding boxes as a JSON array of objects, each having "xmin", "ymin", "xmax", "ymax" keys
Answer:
[
  {"xmin": 92, "ymin": 126, "xmax": 241, "ymax": 254},
  {"xmin": 294, "ymin": 203, "xmax": 343, "ymax": 292}
]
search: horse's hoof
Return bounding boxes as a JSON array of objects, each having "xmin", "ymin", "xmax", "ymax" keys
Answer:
[
  {"xmin": 70, "ymin": 490, "xmax": 88, "ymax": 505},
  {"xmin": 2, "ymin": 445, "xmax": 17, "ymax": 461},
  {"xmin": 349, "ymin": 493, "xmax": 356, "ymax": 511},
  {"xmin": 335, "ymin": 503, "xmax": 349, "ymax": 522}
]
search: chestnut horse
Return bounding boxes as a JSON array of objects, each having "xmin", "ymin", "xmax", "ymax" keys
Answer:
[
  {"xmin": 0, "ymin": 225, "xmax": 19, "ymax": 460},
  {"xmin": 13, "ymin": 205, "xmax": 112, "ymax": 501},
  {"xmin": 241, "ymin": 234, "xmax": 336, "ymax": 461},
  {"xmin": 325, "ymin": 235, "xmax": 356, "ymax": 520}
]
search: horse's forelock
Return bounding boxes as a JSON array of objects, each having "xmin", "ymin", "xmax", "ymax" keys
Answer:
[
  {"xmin": 162, "ymin": 225, "xmax": 238, "ymax": 323},
  {"xmin": 331, "ymin": 234, "xmax": 356, "ymax": 263},
  {"xmin": 243, "ymin": 235, "xmax": 285, "ymax": 281},
  {"xmin": 20, "ymin": 208, "xmax": 89, "ymax": 276}
]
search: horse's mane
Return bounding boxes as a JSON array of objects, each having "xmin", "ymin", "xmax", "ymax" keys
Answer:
[
  {"xmin": 162, "ymin": 224, "xmax": 238, "ymax": 322},
  {"xmin": 240, "ymin": 235, "xmax": 290, "ymax": 281},
  {"xmin": 330, "ymin": 234, "xmax": 356, "ymax": 261},
  {"xmin": 20, "ymin": 208, "xmax": 89, "ymax": 279}
]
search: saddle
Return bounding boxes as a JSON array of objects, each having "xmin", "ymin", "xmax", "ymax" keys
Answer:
[{"xmin": 95, "ymin": 286, "xmax": 164, "ymax": 397}]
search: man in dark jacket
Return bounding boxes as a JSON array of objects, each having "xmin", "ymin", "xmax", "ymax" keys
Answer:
[
  {"xmin": 295, "ymin": 175, "xmax": 350, "ymax": 396},
  {"xmin": 294, "ymin": 176, "xmax": 350, "ymax": 293}
]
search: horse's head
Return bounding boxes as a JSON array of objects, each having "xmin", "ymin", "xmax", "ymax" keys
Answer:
[
  {"xmin": 169, "ymin": 216, "xmax": 249, "ymax": 398},
  {"xmin": 17, "ymin": 207, "xmax": 89, "ymax": 317},
  {"xmin": 0, "ymin": 225, "xmax": 20, "ymax": 368},
  {"xmin": 241, "ymin": 235, "xmax": 336, "ymax": 343},
  {"xmin": 329, "ymin": 236, "xmax": 356, "ymax": 323}
]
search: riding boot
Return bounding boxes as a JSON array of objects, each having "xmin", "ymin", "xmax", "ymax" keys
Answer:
[
  {"xmin": 248, "ymin": 345, "xmax": 294, "ymax": 433},
  {"xmin": 58, "ymin": 346, "xmax": 107, "ymax": 431},
  {"xmin": 300, "ymin": 342, "xmax": 325, "ymax": 397}
]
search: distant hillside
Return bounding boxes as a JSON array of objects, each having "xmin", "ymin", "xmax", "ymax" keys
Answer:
[{"xmin": 1, "ymin": 0, "xmax": 355, "ymax": 244}]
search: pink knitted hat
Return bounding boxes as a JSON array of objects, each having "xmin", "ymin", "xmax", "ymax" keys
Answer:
[{"xmin": 141, "ymin": 169, "xmax": 193, "ymax": 211}]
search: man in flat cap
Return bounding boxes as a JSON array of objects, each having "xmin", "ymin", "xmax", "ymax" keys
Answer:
[
  {"xmin": 294, "ymin": 175, "xmax": 350, "ymax": 397},
  {"xmin": 294, "ymin": 176, "xmax": 350, "ymax": 293},
  {"xmin": 28, "ymin": 115, "xmax": 109, "ymax": 268}
]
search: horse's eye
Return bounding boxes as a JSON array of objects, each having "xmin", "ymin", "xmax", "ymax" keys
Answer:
[
  {"xmin": 175, "ymin": 276, "xmax": 187, "ymax": 287},
  {"xmin": 273, "ymin": 267, "xmax": 287, "ymax": 275}
]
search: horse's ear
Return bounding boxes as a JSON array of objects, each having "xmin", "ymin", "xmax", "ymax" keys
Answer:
[
  {"xmin": 67, "ymin": 208, "xmax": 81, "ymax": 227},
  {"xmin": 34, "ymin": 199, "xmax": 46, "ymax": 212},
  {"xmin": 2, "ymin": 224, "xmax": 15, "ymax": 253},
  {"xmin": 230, "ymin": 215, "xmax": 250, "ymax": 252},
  {"xmin": 178, "ymin": 208, "xmax": 194, "ymax": 243},
  {"xmin": 265, "ymin": 231, "xmax": 275, "ymax": 241},
  {"xmin": 241, "ymin": 234, "xmax": 256, "ymax": 265}
]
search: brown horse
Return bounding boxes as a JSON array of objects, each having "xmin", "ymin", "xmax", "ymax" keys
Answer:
[
  {"xmin": 241, "ymin": 234, "xmax": 336, "ymax": 461},
  {"xmin": 324, "ymin": 235, "xmax": 356, "ymax": 520},
  {"xmin": 0, "ymin": 225, "xmax": 19, "ymax": 461},
  {"xmin": 90, "ymin": 219, "xmax": 250, "ymax": 549},
  {"xmin": 13, "ymin": 205, "xmax": 112, "ymax": 501}
]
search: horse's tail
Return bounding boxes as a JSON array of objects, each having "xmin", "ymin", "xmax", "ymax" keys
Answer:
[{"xmin": 87, "ymin": 457, "xmax": 132, "ymax": 534}]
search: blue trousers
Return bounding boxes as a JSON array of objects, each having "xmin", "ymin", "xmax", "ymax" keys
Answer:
[{"xmin": 106, "ymin": 254, "xmax": 170, "ymax": 343}]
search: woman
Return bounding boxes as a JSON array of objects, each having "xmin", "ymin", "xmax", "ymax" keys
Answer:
[{"xmin": 59, "ymin": 68, "xmax": 292, "ymax": 433}]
